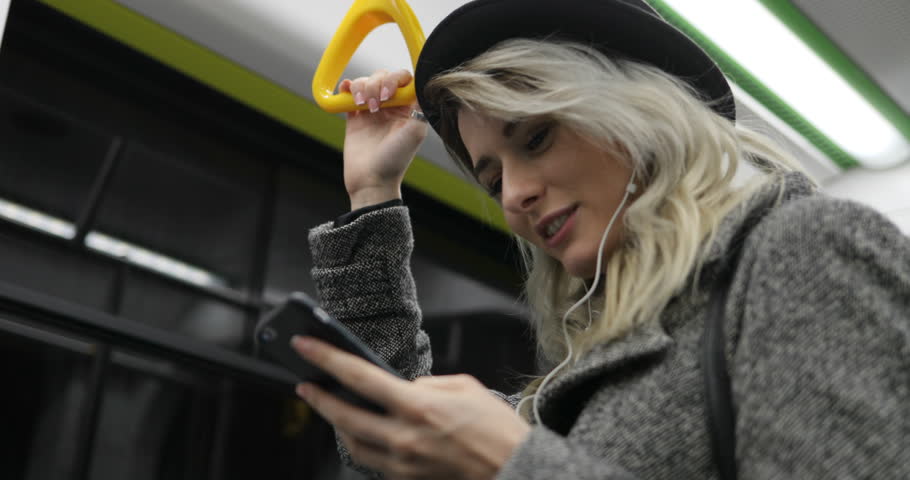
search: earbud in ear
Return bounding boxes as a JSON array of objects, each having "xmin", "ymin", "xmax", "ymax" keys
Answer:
[{"xmin": 627, "ymin": 183, "xmax": 638, "ymax": 194}]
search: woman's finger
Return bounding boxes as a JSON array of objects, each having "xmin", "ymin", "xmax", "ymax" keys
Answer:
[
  {"xmin": 364, "ymin": 69, "xmax": 388, "ymax": 113},
  {"xmin": 291, "ymin": 336, "xmax": 413, "ymax": 411},
  {"xmin": 340, "ymin": 425, "xmax": 434, "ymax": 480},
  {"xmin": 350, "ymin": 77, "xmax": 367, "ymax": 106},
  {"xmin": 338, "ymin": 430, "xmax": 400, "ymax": 473},
  {"xmin": 379, "ymin": 69, "xmax": 413, "ymax": 103},
  {"xmin": 340, "ymin": 429, "xmax": 428, "ymax": 480},
  {"xmin": 413, "ymin": 374, "xmax": 481, "ymax": 390},
  {"xmin": 395, "ymin": 69, "xmax": 413, "ymax": 87},
  {"xmin": 412, "ymin": 375, "xmax": 465, "ymax": 391},
  {"xmin": 297, "ymin": 381, "xmax": 400, "ymax": 446},
  {"xmin": 338, "ymin": 431, "xmax": 364, "ymax": 452},
  {"xmin": 340, "ymin": 428, "xmax": 392, "ymax": 462},
  {"xmin": 338, "ymin": 78, "xmax": 353, "ymax": 94},
  {"xmin": 343, "ymin": 434, "xmax": 424, "ymax": 480}
]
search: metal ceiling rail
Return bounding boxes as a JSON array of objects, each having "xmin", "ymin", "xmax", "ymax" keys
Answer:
[
  {"xmin": 0, "ymin": 279, "xmax": 297, "ymax": 389},
  {"xmin": 0, "ymin": 275, "xmax": 298, "ymax": 480}
]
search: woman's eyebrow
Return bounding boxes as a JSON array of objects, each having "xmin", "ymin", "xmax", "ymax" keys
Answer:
[
  {"xmin": 503, "ymin": 121, "xmax": 518, "ymax": 138},
  {"xmin": 473, "ymin": 156, "xmax": 494, "ymax": 180},
  {"xmin": 471, "ymin": 121, "xmax": 520, "ymax": 179}
]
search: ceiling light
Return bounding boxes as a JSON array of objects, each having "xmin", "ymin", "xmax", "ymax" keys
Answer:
[
  {"xmin": 1, "ymin": 0, "xmax": 9, "ymax": 52},
  {"xmin": 0, "ymin": 197, "xmax": 76, "ymax": 239},
  {"xmin": 0, "ymin": 196, "xmax": 226, "ymax": 289},
  {"xmin": 85, "ymin": 232, "xmax": 225, "ymax": 288},
  {"xmin": 656, "ymin": 0, "xmax": 910, "ymax": 169}
]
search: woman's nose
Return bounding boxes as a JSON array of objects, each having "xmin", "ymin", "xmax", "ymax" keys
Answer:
[{"xmin": 500, "ymin": 167, "xmax": 543, "ymax": 213}]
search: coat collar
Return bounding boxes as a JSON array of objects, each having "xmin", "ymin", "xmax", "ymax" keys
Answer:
[
  {"xmin": 700, "ymin": 172, "xmax": 815, "ymax": 270},
  {"xmin": 534, "ymin": 172, "xmax": 816, "ymax": 426},
  {"xmin": 534, "ymin": 309, "xmax": 673, "ymax": 430}
]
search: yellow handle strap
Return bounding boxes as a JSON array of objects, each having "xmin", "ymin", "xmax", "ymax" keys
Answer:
[{"xmin": 312, "ymin": 0, "xmax": 426, "ymax": 113}]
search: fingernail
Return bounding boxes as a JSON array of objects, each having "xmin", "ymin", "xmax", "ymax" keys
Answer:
[
  {"xmin": 369, "ymin": 98, "xmax": 379, "ymax": 113},
  {"xmin": 380, "ymin": 87, "xmax": 390, "ymax": 102},
  {"xmin": 354, "ymin": 92, "xmax": 365, "ymax": 105},
  {"xmin": 296, "ymin": 383, "xmax": 311, "ymax": 399},
  {"xmin": 291, "ymin": 335, "xmax": 312, "ymax": 352}
]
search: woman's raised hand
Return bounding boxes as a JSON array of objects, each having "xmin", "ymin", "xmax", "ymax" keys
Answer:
[{"xmin": 339, "ymin": 69, "xmax": 429, "ymax": 211}]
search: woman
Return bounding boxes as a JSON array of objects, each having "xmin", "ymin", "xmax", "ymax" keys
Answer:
[{"xmin": 292, "ymin": 0, "xmax": 910, "ymax": 478}]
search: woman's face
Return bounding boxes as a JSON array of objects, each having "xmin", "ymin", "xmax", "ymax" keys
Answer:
[{"xmin": 458, "ymin": 110, "xmax": 634, "ymax": 279}]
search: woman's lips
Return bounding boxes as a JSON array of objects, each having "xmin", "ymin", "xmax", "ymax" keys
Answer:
[{"xmin": 545, "ymin": 207, "xmax": 578, "ymax": 248}]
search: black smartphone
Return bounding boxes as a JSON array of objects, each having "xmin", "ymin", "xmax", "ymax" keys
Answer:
[{"xmin": 254, "ymin": 291, "xmax": 401, "ymax": 414}]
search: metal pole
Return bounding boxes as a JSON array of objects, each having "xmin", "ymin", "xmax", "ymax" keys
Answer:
[
  {"xmin": 70, "ymin": 343, "xmax": 112, "ymax": 480},
  {"xmin": 186, "ymin": 384, "xmax": 213, "ymax": 480},
  {"xmin": 207, "ymin": 378, "xmax": 235, "ymax": 480},
  {"xmin": 70, "ymin": 258, "xmax": 128, "ymax": 480},
  {"xmin": 244, "ymin": 163, "xmax": 278, "ymax": 353},
  {"xmin": 74, "ymin": 137, "xmax": 125, "ymax": 245}
]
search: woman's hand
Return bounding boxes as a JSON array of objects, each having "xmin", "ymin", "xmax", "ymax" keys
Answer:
[
  {"xmin": 291, "ymin": 336, "xmax": 531, "ymax": 480},
  {"xmin": 339, "ymin": 69, "xmax": 429, "ymax": 210}
]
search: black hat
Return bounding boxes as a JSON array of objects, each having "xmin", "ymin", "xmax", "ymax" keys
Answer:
[{"xmin": 414, "ymin": 0, "xmax": 735, "ymax": 131}]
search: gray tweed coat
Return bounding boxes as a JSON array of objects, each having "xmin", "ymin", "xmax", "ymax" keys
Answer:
[{"xmin": 307, "ymin": 172, "xmax": 910, "ymax": 479}]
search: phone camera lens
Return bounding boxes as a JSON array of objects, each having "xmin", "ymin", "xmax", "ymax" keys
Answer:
[{"xmin": 259, "ymin": 327, "xmax": 277, "ymax": 342}]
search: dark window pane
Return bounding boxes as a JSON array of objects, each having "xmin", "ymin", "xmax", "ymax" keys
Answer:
[
  {"xmin": 411, "ymin": 251, "xmax": 525, "ymax": 317},
  {"xmin": 0, "ymin": 317, "xmax": 93, "ymax": 480},
  {"xmin": 94, "ymin": 143, "xmax": 269, "ymax": 290},
  {"xmin": 119, "ymin": 269, "xmax": 249, "ymax": 350},
  {"xmin": 265, "ymin": 164, "xmax": 348, "ymax": 303},
  {"xmin": 0, "ymin": 90, "xmax": 111, "ymax": 221},
  {"xmin": 0, "ymin": 222, "xmax": 116, "ymax": 310},
  {"xmin": 88, "ymin": 352, "xmax": 211, "ymax": 480},
  {"xmin": 216, "ymin": 382, "xmax": 343, "ymax": 480},
  {"xmin": 426, "ymin": 312, "xmax": 536, "ymax": 394}
]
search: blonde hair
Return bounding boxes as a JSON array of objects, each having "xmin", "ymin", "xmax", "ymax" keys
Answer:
[{"xmin": 423, "ymin": 39, "xmax": 809, "ymax": 415}]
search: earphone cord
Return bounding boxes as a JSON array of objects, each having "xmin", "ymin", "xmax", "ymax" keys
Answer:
[{"xmin": 517, "ymin": 180, "xmax": 636, "ymax": 426}]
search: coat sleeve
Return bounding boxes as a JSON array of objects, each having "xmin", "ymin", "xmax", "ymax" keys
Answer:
[
  {"xmin": 308, "ymin": 206, "xmax": 521, "ymax": 478},
  {"xmin": 308, "ymin": 206, "xmax": 432, "ymax": 381},
  {"xmin": 731, "ymin": 197, "xmax": 910, "ymax": 478},
  {"xmin": 308, "ymin": 206, "xmax": 432, "ymax": 479}
]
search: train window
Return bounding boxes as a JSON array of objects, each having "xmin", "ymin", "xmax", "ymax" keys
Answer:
[
  {"xmin": 118, "ymin": 268, "xmax": 250, "ymax": 351},
  {"xmin": 92, "ymin": 143, "xmax": 269, "ymax": 291},
  {"xmin": 0, "ymin": 91, "xmax": 112, "ymax": 223},
  {"xmin": 0, "ymin": 222, "xmax": 116, "ymax": 310},
  {"xmin": 425, "ymin": 311, "xmax": 537, "ymax": 394},
  {"xmin": 0, "ymin": 319, "xmax": 93, "ymax": 480},
  {"xmin": 212, "ymin": 382, "xmax": 344, "ymax": 480},
  {"xmin": 86, "ymin": 353, "xmax": 211, "ymax": 480},
  {"xmin": 264, "ymin": 163, "xmax": 348, "ymax": 303}
]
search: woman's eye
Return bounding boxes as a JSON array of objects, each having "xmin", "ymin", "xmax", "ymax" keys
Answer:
[
  {"xmin": 527, "ymin": 126, "xmax": 550, "ymax": 151},
  {"xmin": 487, "ymin": 178, "xmax": 502, "ymax": 196}
]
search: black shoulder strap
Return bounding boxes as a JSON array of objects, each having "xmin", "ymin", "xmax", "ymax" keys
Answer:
[
  {"xmin": 702, "ymin": 267, "xmax": 738, "ymax": 480},
  {"xmin": 702, "ymin": 216, "xmax": 762, "ymax": 480}
]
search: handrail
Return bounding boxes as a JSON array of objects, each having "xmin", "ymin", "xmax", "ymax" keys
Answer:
[{"xmin": 312, "ymin": 0, "xmax": 426, "ymax": 113}]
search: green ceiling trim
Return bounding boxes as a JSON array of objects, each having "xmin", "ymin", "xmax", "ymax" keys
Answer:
[
  {"xmin": 647, "ymin": 0, "xmax": 859, "ymax": 169},
  {"xmin": 761, "ymin": 0, "xmax": 910, "ymax": 143},
  {"xmin": 38, "ymin": 0, "xmax": 508, "ymax": 232}
]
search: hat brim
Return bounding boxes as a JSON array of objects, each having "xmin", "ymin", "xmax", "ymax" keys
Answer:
[{"xmin": 415, "ymin": 0, "xmax": 734, "ymax": 131}]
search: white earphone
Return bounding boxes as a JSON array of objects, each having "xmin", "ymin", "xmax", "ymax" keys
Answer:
[{"xmin": 517, "ymin": 175, "xmax": 637, "ymax": 425}]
